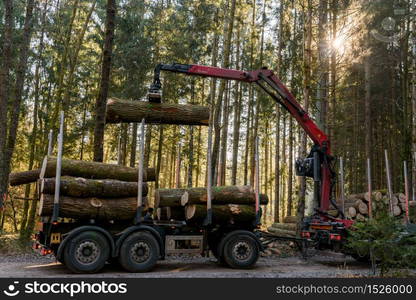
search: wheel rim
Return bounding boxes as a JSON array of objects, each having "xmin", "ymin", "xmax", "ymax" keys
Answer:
[
  {"xmin": 232, "ymin": 240, "xmax": 252, "ymax": 262},
  {"xmin": 75, "ymin": 240, "xmax": 101, "ymax": 265},
  {"xmin": 130, "ymin": 241, "xmax": 151, "ymax": 263}
]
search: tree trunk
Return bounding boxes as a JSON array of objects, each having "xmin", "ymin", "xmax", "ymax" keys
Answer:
[
  {"xmin": 39, "ymin": 194, "xmax": 145, "ymax": 221},
  {"xmin": 130, "ymin": 123, "xmax": 138, "ymax": 167},
  {"xmin": 317, "ymin": 0, "xmax": 329, "ymax": 132},
  {"xmin": 0, "ymin": 0, "xmax": 35, "ymax": 212},
  {"xmin": 185, "ymin": 204, "xmax": 255, "ymax": 224},
  {"xmin": 106, "ymin": 98, "xmax": 210, "ymax": 126},
  {"xmin": 9, "ymin": 169, "xmax": 41, "ymax": 186},
  {"xmin": 211, "ymin": 0, "xmax": 237, "ymax": 184},
  {"xmin": 0, "ymin": 0, "xmax": 14, "ymax": 211},
  {"xmin": 364, "ymin": 48, "xmax": 372, "ymax": 162},
  {"xmin": 286, "ymin": 117, "xmax": 293, "ymax": 216},
  {"xmin": 40, "ymin": 156, "xmax": 155, "ymax": 182},
  {"xmin": 181, "ymin": 186, "xmax": 269, "ymax": 206},
  {"xmin": 93, "ymin": 0, "xmax": 117, "ymax": 162},
  {"xmin": 40, "ymin": 177, "xmax": 148, "ymax": 198},
  {"xmin": 155, "ymin": 125, "xmax": 164, "ymax": 189},
  {"xmin": 297, "ymin": 0, "xmax": 312, "ymax": 224}
]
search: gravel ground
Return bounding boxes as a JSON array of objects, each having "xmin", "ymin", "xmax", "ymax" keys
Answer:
[{"xmin": 0, "ymin": 251, "xmax": 374, "ymax": 278}]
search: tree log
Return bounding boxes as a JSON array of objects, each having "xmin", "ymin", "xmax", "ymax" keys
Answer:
[
  {"xmin": 271, "ymin": 223, "xmax": 297, "ymax": 231},
  {"xmin": 180, "ymin": 186, "xmax": 269, "ymax": 206},
  {"xmin": 9, "ymin": 169, "xmax": 41, "ymax": 186},
  {"xmin": 106, "ymin": 98, "xmax": 210, "ymax": 126},
  {"xmin": 39, "ymin": 176, "xmax": 148, "ymax": 198},
  {"xmin": 40, "ymin": 156, "xmax": 155, "ymax": 182},
  {"xmin": 283, "ymin": 216, "xmax": 298, "ymax": 224},
  {"xmin": 154, "ymin": 188, "xmax": 187, "ymax": 208},
  {"xmin": 38, "ymin": 193, "xmax": 147, "ymax": 220},
  {"xmin": 356, "ymin": 214, "xmax": 366, "ymax": 222},
  {"xmin": 397, "ymin": 193, "xmax": 406, "ymax": 203},
  {"xmin": 393, "ymin": 205, "xmax": 401, "ymax": 217},
  {"xmin": 347, "ymin": 206, "xmax": 357, "ymax": 218},
  {"xmin": 354, "ymin": 200, "xmax": 368, "ymax": 215},
  {"xmin": 267, "ymin": 227, "xmax": 296, "ymax": 237},
  {"xmin": 185, "ymin": 204, "xmax": 255, "ymax": 224}
]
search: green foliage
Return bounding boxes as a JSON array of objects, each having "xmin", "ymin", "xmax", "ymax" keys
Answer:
[{"xmin": 347, "ymin": 214, "xmax": 416, "ymax": 275}]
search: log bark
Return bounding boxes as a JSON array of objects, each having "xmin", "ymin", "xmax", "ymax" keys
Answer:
[
  {"xmin": 40, "ymin": 156, "xmax": 155, "ymax": 182},
  {"xmin": 271, "ymin": 222, "xmax": 297, "ymax": 231},
  {"xmin": 180, "ymin": 186, "xmax": 269, "ymax": 206},
  {"xmin": 397, "ymin": 193, "xmax": 406, "ymax": 203},
  {"xmin": 39, "ymin": 193, "xmax": 147, "ymax": 220},
  {"xmin": 348, "ymin": 206, "xmax": 357, "ymax": 218},
  {"xmin": 356, "ymin": 214, "xmax": 365, "ymax": 221},
  {"xmin": 40, "ymin": 176, "xmax": 148, "ymax": 198},
  {"xmin": 9, "ymin": 169, "xmax": 40, "ymax": 186},
  {"xmin": 393, "ymin": 205, "xmax": 401, "ymax": 217},
  {"xmin": 154, "ymin": 188, "xmax": 187, "ymax": 208},
  {"xmin": 185, "ymin": 204, "xmax": 255, "ymax": 224},
  {"xmin": 267, "ymin": 227, "xmax": 296, "ymax": 237},
  {"xmin": 106, "ymin": 98, "xmax": 210, "ymax": 126},
  {"xmin": 353, "ymin": 199, "xmax": 368, "ymax": 215},
  {"xmin": 283, "ymin": 216, "xmax": 298, "ymax": 224}
]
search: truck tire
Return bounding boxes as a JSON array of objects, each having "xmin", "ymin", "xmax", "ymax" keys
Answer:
[
  {"xmin": 223, "ymin": 233, "xmax": 259, "ymax": 269},
  {"xmin": 118, "ymin": 231, "xmax": 159, "ymax": 272},
  {"xmin": 63, "ymin": 231, "xmax": 110, "ymax": 273}
]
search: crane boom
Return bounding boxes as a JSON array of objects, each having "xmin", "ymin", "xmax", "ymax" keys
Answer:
[{"xmin": 149, "ymin": 63, "xmax": 338, "ymax": 214}]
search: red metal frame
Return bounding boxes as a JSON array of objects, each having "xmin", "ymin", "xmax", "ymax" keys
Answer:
[
  {"xmin": 156, "ymin": 63, "xmax": 333, "ymax": 212},
  {"xmin": 186, "ymin": 64, "xmax": 332, "ymax": 211}
]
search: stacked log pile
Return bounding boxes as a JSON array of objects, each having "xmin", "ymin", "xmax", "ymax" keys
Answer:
[
  {"xmin": 154, "ymin": 186, "xmax": 269, "ymax": 225},
  {"xmin": 267, "ymin": 216, "xmax": 298, "ymax": 237},
  {"xmin": 10, "ymin": 156, "xmax": 155, "ymax": 221},
  {"xmin": 338, "ymin": 191, "xmax": 416, "ymax": 221}
]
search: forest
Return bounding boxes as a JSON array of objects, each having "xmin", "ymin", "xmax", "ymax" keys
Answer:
[{"xmin": 0, "ymin": 0, "xmax": 415, "ymax": 242}]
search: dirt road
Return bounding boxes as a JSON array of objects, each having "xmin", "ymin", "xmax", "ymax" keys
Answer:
[{"xmin": 0, "ymin": 252, "xmax": 372, "ymax": 278}]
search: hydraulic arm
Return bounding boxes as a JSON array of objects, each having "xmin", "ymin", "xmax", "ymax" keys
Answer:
[{"xmin": 149, "ymin": 63, "xmax": 341, "ymax": 215}]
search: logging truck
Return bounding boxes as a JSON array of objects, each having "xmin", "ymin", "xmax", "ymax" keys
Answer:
[{"xmin": 31, "ymin": 63, "xmax": 362, "ymax": 273}]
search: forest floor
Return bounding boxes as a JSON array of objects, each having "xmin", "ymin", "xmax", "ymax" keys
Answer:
[
  {"xmin": 1, "ymin": 235, "xmax": 414, "ymax": 278},
  {"xmin": 0, "ymin": 250, "xmax": 376, "ymax": 278}
]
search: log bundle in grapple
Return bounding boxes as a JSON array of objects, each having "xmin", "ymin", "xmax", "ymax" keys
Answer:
[{"xmin": 105, "ymin": 98, "xmax": 210, "ymax": 126}]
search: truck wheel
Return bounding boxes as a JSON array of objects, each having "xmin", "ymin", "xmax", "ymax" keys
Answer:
[
  {"xmin": 223, "ymin": 233, "xmax": 259, "ymax": 269},
  {"xmin": 118, "ymin": 231, "xmax": 160, "ymax": 272},
  {"xmin": 63, "ymin": 231, "xmax": 110, "ymax": 273}
]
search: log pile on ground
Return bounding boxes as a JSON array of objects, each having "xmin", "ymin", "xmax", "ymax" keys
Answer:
[
  {"xmin": 11, "ymin": 155, "xmax": 155, "ymax": 221},
  {"xmin": 267, "ymin": 216, "xmax": 298, "ymax": 236},
  {"xmin": 337, "ymin": 191, "xmax": 416, "ymax": 221},
  {"xmin": 154, "ymin": 185, "xmax": 268, "ymax": 225}
]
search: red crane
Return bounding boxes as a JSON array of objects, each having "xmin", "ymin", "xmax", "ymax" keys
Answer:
[{"xmin": 148, "ymin": 63, "xmax": 353, "ymax": 229}]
